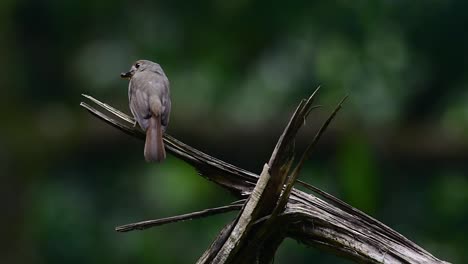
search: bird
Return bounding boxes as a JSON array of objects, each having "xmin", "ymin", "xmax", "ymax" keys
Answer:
[{"xmin": 121, "ymin": 59, "xmax": 171, "ymax": 162}]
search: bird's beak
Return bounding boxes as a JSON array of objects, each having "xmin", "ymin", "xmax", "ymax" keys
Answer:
[{"xmin": 120, "ymin": 71, "xmax": 132, "ymax": 79}]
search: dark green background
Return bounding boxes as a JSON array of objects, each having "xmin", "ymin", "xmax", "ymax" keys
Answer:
[{"xmin": 1, "ymin": 1, "xmax": 467, "ymax": 263}]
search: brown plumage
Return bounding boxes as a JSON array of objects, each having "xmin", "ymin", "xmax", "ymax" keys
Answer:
[
  {"xmin": 121, "ymin": 60, "xmax": 171, "ymax": 162},
  {"xmin": 144, "ymin": 115, "xmax": 165, "ymax": 162}
]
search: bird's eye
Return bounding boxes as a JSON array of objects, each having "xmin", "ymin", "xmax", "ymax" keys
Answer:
[{"xmin": 135, "ymin": 63, "xmax": 141, "ymax": 69}]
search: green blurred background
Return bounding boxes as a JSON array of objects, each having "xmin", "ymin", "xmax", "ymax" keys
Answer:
[{"xmin": 1, "ymin": 1, "xmax": 468, "ymax": 263}]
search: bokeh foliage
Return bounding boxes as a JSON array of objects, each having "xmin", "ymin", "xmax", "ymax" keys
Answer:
[{"xmin": 1, "ymin": 1, "xmax": 468, "ymax": 263}]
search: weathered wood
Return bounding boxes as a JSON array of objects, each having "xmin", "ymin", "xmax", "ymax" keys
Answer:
[
  {"xmin": 81, "ymin": 94, "xmax": 450, "ymax": 264},
  {"xmin": 115, "ymin": 203, "xmax": 243, "ymax": 232},
  {"xmin": 208, "ymin": 164, "xmax": 272, "ymax": 263}
]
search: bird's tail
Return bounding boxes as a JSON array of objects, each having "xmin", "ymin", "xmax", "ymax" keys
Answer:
[{"xmin": 144, "ymin": 115, "xmax": 166, "ymax": 162}]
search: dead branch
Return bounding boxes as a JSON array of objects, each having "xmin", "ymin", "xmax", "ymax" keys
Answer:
[
  {"xmin": 116, "ymin": 203, "xmax": 243, "ymax": 232},
  {"xmin": 80, "ymin": 92, "xmax": 449, "ymax": 264}
]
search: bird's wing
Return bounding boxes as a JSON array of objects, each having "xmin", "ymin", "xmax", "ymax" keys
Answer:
[
  {"xmin": 129, "ymin": 78, "xmax": 151, "ymax": 130},
  {"xmin": 160, "ymin": 76, "xmax": 171, "ymax": 129}
]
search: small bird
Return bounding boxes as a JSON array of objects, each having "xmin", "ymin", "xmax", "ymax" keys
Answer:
[{"xmin": 121, "ymin": 60, "xmax": 171, "ymax": 162}]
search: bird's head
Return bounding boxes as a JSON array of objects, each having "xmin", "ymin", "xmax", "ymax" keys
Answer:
[{"xmin": 120, "ymin": 60, "xmax": 161, "ymax": 79}]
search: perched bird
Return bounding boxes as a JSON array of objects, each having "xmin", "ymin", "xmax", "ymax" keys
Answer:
[{"xmin": 121, "ymin": 60, "xmax": 171, "ymax": 162}]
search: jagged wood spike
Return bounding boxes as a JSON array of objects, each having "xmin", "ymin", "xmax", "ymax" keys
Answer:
[
  {"xmin": 298, "ymin": 95, "xmax": 349, "ymax": 171},
  {"xmin": 268, "ymin": 85, "xmax": 321, "ymax": 169},
  {"xmin": 236, "ymin": 94, "xmax": 348, "ymax": 253},
  {"xmin": 116, "ymin": 203, "xmax": 242, "ymax": 232},
  {"xmin": 275, "ymin": 95, "xmax": 348, "ymax": 214},
  {"xmin": 265, "ymin": 86, "xmax": 322, "ymax": 219}
]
